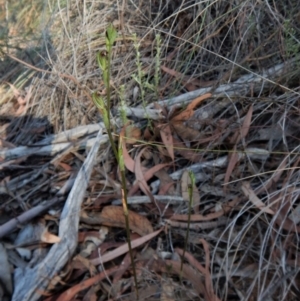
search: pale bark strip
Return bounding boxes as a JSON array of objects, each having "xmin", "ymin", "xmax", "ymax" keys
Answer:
[
  {"xmin": 12, "ymin": 129, "xmax": 104, "ymax": 301},
  {"xmin": 146, "ymin": 58, "xmax": 299, "ymax": 111},
  {"xmin": 0, "ymin": 123, "xmax": 106, "ymax": 161}
]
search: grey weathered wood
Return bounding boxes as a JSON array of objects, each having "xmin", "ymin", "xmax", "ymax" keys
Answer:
[
  {"xmin": 0, "ymin": 135, "xmax": 106, "ymax": 161},
  {"xmin": 12, "ymin": 129, "xmax": 106, "ymax": 301},
  {"xmin": 145, "ymin": 59, "xmax": 299, "ymax": 110},
  {"xmin": 0, "ymin": 123, "xmax": 105, "ymax": 161}
]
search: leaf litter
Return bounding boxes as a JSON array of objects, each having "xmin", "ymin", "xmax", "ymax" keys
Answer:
[{"xmin": 1, "ymin": 1, "xmax": 300, "ymax": 300}]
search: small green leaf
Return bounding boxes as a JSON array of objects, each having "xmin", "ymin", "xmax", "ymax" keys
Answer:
[
  {"xmin": 187, "ymin": 170, "xmax": 196, "ymax": 201},
  {"xmin": 92, "ymin": 92, "xmax": 105, "ymax": 110},
  {"xmin": 97, "ymin": 52, "xmax": 109, "ymax": 87},
  {"xmin": 143, "ymin": 82, "xmax": 155, "ymax": 91},
  {"xmin": 188, "ymin": 170, "xmax": 196, "ymax": 188},
  {"xmin": 106, "ymin": 23, "xmax": 118, "ymax": 48},
  {"xmin": 97, "ymin": 51, "xmax": 107, "ymax": 71},
  {"xmin": 131, "ymin": 74, "xmax": 141, "ymax": 85}
]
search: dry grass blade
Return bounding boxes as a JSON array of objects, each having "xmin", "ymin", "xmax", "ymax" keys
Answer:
[
  {"xmin": 176, "ymin": 243, "xmax": 221, "ymax": 301},
  {"xmin": 223, "ymin": 147, "xmax": 240, "ymax": 190},
  {"xmin": 171, "ymin": 197, "xmax": 240, "ymax": 222},
  {"xmin": 230, "ymin": 105, "xmax": 253, "ymax": 144},
  {"xmin": 224, "ymin": 105, "xmax": 253, "ymax": 187},
  {"xmin": 0, "ymin": 175, "xmax": 75, "ymax": 238}
]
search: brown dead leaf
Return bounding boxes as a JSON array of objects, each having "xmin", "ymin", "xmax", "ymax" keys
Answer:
[
  {"xmin": 225, "ymin": 106, "xmax": 253, "ymax": 189},
  {"xmin": 241, "ymin": 182, "xmax": 275, "ymax": 215},
  {"xmin": 176, "ymin": 242, "xmax": 221, "ymax": 301},
  {"xmin": 82, "ymin": 287, "xmax": 97, "ymax": 301},
  {"xmin": 80, "ymin": 207, "xmax": 153, "ymax": 236},
  {"xmin": 154, "ymin": 168, "xmax": 176, "ymax": 196},
  {"xmin": 41, "ymin": 230, "xmax": 61, "ymax": 244},
  {"xmin": 15, "ymin": 104, "xmax": 26, "ymax": 116},
  {"xmin": 120, "ymin": 125, "xmax": 148, "ymax": 175},
  {"xmin": 161, "ymin": 64, "xmax": 184, "ymax": 80},
  {"xmin": 171, "ymin": 93, "xmax": 212, "ymax": 122},
  {"xmin": 100, "ymin": 206, "xmax": 153, "ymax": 236},
  {"xmin": 128, "ymin": 163, "xmax": 169, "ymax": 196},
  {"xmin": 159, "ymin": 124, "xmax": 174, "ymax": 161},
  {"xmin": 161, "ymin": 65, "xmax": 216, "ymax": 90},
  {"xmin": 113, "ymin": 250, "xmax": 137, "ymax": 283},
  {"xmin": 224, "ymin": 146, "xmax": 240, "ymax": 187},
  {"xmin": 125, "ymin": 125, "xmax": 141, "ymax": 144},
  {"xmin": 56, "ymin": 266, "xmax": 119, "ymax": 301},
  {"xmin": 200, "ymin": 239, "xmax": 219, "ymax": 301},
  {"xmin": 135, "ymin": 147, "xmax": 153, "ymax": 198},
  {"xmin": 156, "ymin": 143, "xmax": 171, "ymax": 158},
  {"xmin": 120, "ymin": 125, "xmax": 135, "ymax": 172},
  {"xmin": 171, "ymin": 121, "xmax": 201, "ymax": 142},
  {"xmin": 186, "ymin": 93, "xmax": 212, "ymax": 111},
  {"xmin": 73, "ymin": 254, "xmax": 98, "ymax": 277},
  {"xmin": 161, "ymin": 64, "xmax": 197, "ymax": 90},
  {"xmin": 58, "ymin": 162, "xmax": 72, "ymax": 171},
  {"xmin": 230, "ymin": 105, "xmax": 253, "ymax": 144},
  {"xmin": 173, "ymin": 138, "xmax": 202, "ymax": 162},
  {"xmin": 90, "ymin": 228, "xmax": 163, "ymax": 265}
]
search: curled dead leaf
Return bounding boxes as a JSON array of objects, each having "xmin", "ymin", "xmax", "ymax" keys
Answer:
[
  {"xmin": 159, "ymin": 124, "xmax": 174, "ymax": 161},
  {"xmin": 125, "ymin": 125, "xmax": 141, "ymax": 144},
  {"xmin": 241, "ymin": 182, "xmax": 275, "ymax": 215},
  {"xmin": 102, "ymin": 206, "xmax": 153, "ymax": 235},
  {"xmin": 171, "ymin": 93, "xmax": 212, "ymax": 122},
  {"xmin": 41, "ymin": 230, "xmax": 61, "ymax": 244}
]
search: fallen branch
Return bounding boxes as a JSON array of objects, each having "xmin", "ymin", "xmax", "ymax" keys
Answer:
[
  {"xmin": 146, "ymin": 58, "xmax": 299, "ymax": 111},
  {"xmin": 12, "ymin": 129, "xmax": 103, "ymax": 301},
  {"xmin": 0, "ymin": 175, "xmax": 76, "ymax": 239},
  {"xmin": 0, "ymin": 132, "xmax": 108, "ymax": 161}
]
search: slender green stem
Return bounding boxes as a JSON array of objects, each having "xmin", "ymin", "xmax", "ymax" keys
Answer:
[
  {"xmin": 180, "ymin": 171, "xmax": 196, "ymax": 276},
  {"xmin": 92, "ymin": 24, "xmax": 139, "ymax": 299},
  {"xmin": 119, "ymin": 135, "xmax": 139, "ymax": 298}
]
